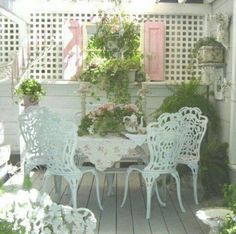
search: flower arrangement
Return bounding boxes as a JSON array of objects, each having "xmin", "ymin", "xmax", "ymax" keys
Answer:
[
  {"xmin": 78, "ymin": 103, "xmax": 143, "ymax": 136},
  {"xmin": 0, "ymin": 189, "xmax": 96, "ymax": 234}
]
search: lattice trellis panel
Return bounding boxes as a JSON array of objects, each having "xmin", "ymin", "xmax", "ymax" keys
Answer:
[
  {"xmin": 0, "ymin": 15, "xmax": 19, "ymax": 63},
  {"xmin": 144, "ymin": 14, "xmax": 204, "ymax": 81},
  {"xmin": 29, "ymin": 13, "xmax": 204, "ymax": 81}
]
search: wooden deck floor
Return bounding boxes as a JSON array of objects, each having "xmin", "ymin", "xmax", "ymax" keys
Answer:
[{"xmin": 4, "ymin": 170, "xmax": 209, "ymax": 234}]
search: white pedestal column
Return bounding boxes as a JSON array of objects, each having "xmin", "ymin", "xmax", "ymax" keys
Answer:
[{"xmin": 229, "ymin": 1, "xmax": 236, "ymax": 166}]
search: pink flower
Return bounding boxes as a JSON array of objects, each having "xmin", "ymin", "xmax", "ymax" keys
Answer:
[
  {"xmin": 124, "ymin": 104, "xmax": 139, "ymax": 113},
  {"xmin": 104, "ymin": 103, "xmax": 115, "ymax": 112}
]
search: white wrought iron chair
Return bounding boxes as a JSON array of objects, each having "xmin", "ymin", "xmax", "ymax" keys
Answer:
[
  {"xmin": 178, "ymin": 107, "xmax": 208, "ymax": 204},
  {"xmin": 121, "ymin": 116, "xmax": 185, "ymax": 219},
  {"xmin": 19, "ymin": 106, "xmax": 60, "ymax": 176},
  {"xmin": 39, "ymin": 109, "xmax": 103, "ymax": 210}
]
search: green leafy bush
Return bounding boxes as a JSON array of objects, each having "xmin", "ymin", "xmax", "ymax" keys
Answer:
[
  {"xmin": 222, "ymin": 184, "xmax": 236, "ymax": 213},
  {"xmin": 200, "ymin": 141, "xmax": 229, "ymax": 198},
  {"xmin": 0, "ymin": 219, "xmax": 24, "ymax": 234},
  {"xmin": 220, "ymin": 184, "xmax": 236, "ymax": 233},
  {"xmin": 153, "ymin": 79, "xmax": 220, "ymax": 134},
  {"xmin": 220, "ymin": 215, "xmax": 236, "ymax": 234}
]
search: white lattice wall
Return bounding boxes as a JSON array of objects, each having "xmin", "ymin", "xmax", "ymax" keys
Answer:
[
  {"xmin": 0, "ymin": 15, "xmax": 19, "ymax": 63},
  {"xmin": 28, "ymin": 13, "xmax": 204, "ymax": 81},
  {"xmin": 1, "ymin": 12, "xmax": 204, "ymax": 81}
]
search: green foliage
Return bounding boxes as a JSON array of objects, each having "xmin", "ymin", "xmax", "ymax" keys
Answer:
[
  {"xmin": 78, "ymin": 103, "xmax": 143, "ymax": 136},
  {"xmin": 23, "ymin": 175, "xmax": 32, "ymax": 190},
  {"xmin": 220, "ymin": 215, "xmax": 236, "ymax": 234},
  {"xmin": 222, "ymin": 184, "xmax": 236, "ymax": 214},
  {"xmin": 14, "ymin": 78, "xmax": 46, "ymax": 102},
  {"xmin": 88, "ymin": 13, "xmax": 140, "ymax": 60},
  {"xmin": 101, "ymin": 59, "xmax": 130, "ymax": 103},
  {"xmin": 79, "ymin": 13, "xmax": 144, "ymax": 104},
  {"xmin": 0, "ymin": 219, "xmax": 25, "ymax": 234},
  {"xmin": 200, "ymin": 141, "xmax": 229, "ymax": 198},
  {"xmin": 153, "ymin": 79, "xmax": 220, "ymax": 133},
  {"xmin": 221, "ymin": 185, "xmax": 236, "ymax": 234}
]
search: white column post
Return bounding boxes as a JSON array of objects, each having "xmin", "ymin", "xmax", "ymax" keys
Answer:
[{"xmin": 229, "ymin": 1, "xmax": 236, "ymax": 165}]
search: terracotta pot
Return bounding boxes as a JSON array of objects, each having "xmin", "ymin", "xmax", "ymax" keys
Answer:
[{"xmin": 198, "ymin": 46, "xmax": 224, "ymax": 64}]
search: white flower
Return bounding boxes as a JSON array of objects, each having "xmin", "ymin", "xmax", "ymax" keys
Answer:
[{"xmin": 0, "ymin": 189, "xmax": 96, "ymax": 233}]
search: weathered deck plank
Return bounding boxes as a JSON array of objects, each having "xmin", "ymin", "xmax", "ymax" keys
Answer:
[
  {"xmin": 87, "ymin": 173, "xmax": 106, "ymax": 234},
  {"xmin": 99, "ymin": 174, "xmax": 117, "ymax": 234},
  {"xmin": 116, "ymin": 174, "xmax": 134, "ymax": 234},
  {"xmin": 168, "ymin": 186, "xmax": 205, "ymax": 234},
  {"xmin": 3, "ymin": 171, "xmax": 210, "ymax": 234},
  {"xmin": 128, "ymin": 173, "xmax": 152, "ymax": 234}
]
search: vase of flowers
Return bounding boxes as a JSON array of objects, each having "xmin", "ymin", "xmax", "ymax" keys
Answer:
[{"xmin": 78, "ymin": 103, "xmax": 144, "ymax": 136}]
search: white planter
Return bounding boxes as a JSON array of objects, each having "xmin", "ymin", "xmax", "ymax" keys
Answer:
[
  {"xmin": 128, "ymin": 70, "xmax": 136, "ymax": 83},
  {"xmin": 23, "ymin": 95, "xmax": 39, "ymax": 109}
]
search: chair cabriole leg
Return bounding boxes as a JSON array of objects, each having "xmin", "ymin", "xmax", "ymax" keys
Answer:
[{"xmin": 171, "ymin": 171, "xmax": 185, "ymax": 213}]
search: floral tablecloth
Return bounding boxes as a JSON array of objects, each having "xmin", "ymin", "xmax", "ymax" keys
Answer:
[{"xmin": 77, "ymin": 135, "xmax": 144, "ymax": 171}]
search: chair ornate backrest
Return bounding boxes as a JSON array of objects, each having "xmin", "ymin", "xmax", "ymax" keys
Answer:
[
  {"xmin": 145, "ymin": 121, "xmax": 183, "ymax": 172},
  {"xmin": 178, "ymin": 107, "xmax": 208, "ymax": 163},
  {"xmin": 19, "ymin": 106, "xmax": 61, "ymax": 174},
  {"xmin": 156, "ymin": 112, "xmax": 182, "ymax": 132},
  {"xmin": 40, "ymin": 116, "xmax": 78, "ymax": 174}
]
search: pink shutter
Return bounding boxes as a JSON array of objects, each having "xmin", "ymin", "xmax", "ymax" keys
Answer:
[
  {"xmin": 63, "ymin": 20, "xmax": 83, "ymax": 80},
  {"xmin": 144, "ymin": 21, "xmax": 165, "ymax": 81}
]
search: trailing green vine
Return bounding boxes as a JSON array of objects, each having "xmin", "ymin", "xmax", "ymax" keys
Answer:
[{"xmin": 79, "ymin": 12, "xmax": 145, "ymax": 104}]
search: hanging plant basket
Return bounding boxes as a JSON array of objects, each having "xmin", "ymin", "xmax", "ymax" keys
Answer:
[{"xmin": 197, "ymin": 45, "xmax": 224, "ymax": 64}]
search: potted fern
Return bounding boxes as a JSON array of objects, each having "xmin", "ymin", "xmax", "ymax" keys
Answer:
[{"xmin": 14, "ymin": 78, "xmax": 46, "ymax": 108}]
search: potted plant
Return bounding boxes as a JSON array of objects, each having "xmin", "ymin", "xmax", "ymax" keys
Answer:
[
  {"xmin": 78, "ymin": 12, "xmax": 144, "ymax": 104},
  {"xmin": 14, "ymin": 78, "xmax": 46, "ymax": 108},
  {"xmin": 192, "ymin": 37, "xmax": 225, "ymax": 64}
]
